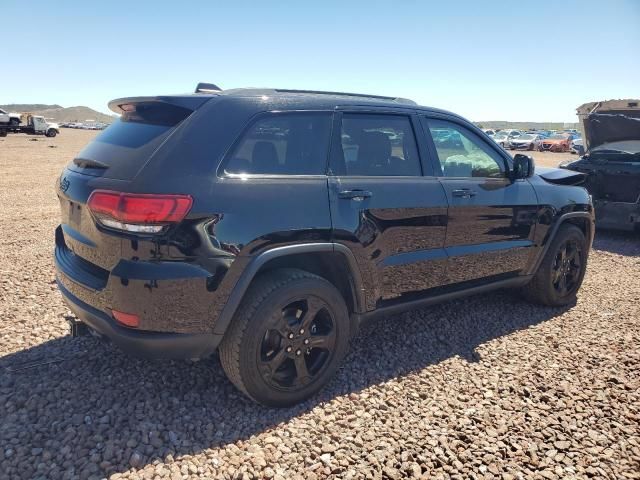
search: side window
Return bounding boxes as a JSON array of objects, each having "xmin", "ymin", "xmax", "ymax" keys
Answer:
[
  {"xmin": 225, "ymin": 113, "xmax": 331, "ymax": 175},
  {"xmin": 427, "ymin": 119, "xmax": 506, "ymax": 178},
  {"xmin": 336, "ymin": 114, "xmax": 421, "ymax": 176}
]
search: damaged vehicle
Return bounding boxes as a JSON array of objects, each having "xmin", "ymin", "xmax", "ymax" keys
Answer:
[
  {"xmin": 560, "ymin": 99, "xmax": 640, "ymax": 231},
  {"xmin": 540, "ymin": 133, "xmax": 574, "ymax": 152},
  {"xmin": 509, "ymin": 133, "xmax": 543, "ymax": 151}
]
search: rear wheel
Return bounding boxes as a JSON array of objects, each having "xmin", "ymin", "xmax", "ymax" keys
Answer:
[
  {"xmin": 219, "ymin": 268, "xmax": 350, "ymax": 407},
  {"xmin": 522, "ymin": 224, "xmax": 588, "ymax": 306}
]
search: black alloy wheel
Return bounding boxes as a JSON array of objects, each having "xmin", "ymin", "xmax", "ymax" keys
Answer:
[
  {"xmin": 258, "ymin": 296, "xmax": 337, "ymax": 391},
  {"xmin": 551, "ymin": 239, "xmax": 583, "ymax": 297},
  {"xmin": 219, "ymin": 268, "xmax": 350, "ymax": 407}
]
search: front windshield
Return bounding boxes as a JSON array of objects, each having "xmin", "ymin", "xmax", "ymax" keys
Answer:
[
  {"xmin": 518, "ymin": 134, "xmax": 534, "ymax": 140},
  {"xmin": 494, "ymin": 133, "xmax": 507, "ymax": 139}
]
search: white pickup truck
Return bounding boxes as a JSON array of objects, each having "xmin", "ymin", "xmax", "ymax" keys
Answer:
[{"xmin": 0, "ymin": 108, "xmax": 21, "ymax": 125}]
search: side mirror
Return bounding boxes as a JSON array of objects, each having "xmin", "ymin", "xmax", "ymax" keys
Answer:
[{"xmin": 512, "ymin": 154, "xmax": 535, "ymax": 179}]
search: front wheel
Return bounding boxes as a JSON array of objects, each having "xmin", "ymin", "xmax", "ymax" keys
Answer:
[
  {"xmin": 46, "ymin": 129, "xmax": 57, "ymax": 137},
  {"xmin": 522, "ymin": 224, "xmax": 588, "ymax": 306},
  {"xmin": 219, "ymin": 268, "xmax": 351, "ymax": 407}
]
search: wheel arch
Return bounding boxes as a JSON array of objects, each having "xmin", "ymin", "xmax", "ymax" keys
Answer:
[
  {"xmin": 212, "ymin": 243, "xmax": 365, "ymax": 336},
  {"xmin": 528, "ymin": 211, "xmax": 594, "ymax": 275}
]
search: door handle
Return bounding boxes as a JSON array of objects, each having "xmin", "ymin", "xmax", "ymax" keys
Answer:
[
  {"xmin": 452, "ymin": 188, "xmax": 476, "ymax": 198},
  {"xmin": 338, "ymin": 189, "xmax": 372, "ymax": 201}
]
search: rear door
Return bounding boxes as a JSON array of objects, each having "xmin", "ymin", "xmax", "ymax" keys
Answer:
[
  {"xmin": 328, "ymin": 110, "xmax": 448, "ymax": 309},
  {"xmin": 420, "ymin": 116, "xmax": 538, "ymax": 284}
]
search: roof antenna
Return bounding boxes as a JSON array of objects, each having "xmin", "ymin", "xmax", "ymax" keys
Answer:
[{"xmin": 195, "ymin": 82, "xmax": 222, "ymax": 93}]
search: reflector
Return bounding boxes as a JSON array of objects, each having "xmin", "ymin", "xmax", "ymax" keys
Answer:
[{"xmin": 112, "ymin": 310, "xmax": 140, "ymax": 328}]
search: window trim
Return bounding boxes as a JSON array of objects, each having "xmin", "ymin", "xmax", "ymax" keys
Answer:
[
  {"xmin": 420, "ymin": 114, "xmax": 512, "ymax": 179},
  {"xmin": 217, "ymin": 110, "xmax": 334, "ymax": 179},
  {"xmin": 328, "ymin": 110, "xmax": 425, "ymax": 178}
]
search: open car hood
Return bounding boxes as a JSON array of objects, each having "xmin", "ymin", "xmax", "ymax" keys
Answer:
[
  {"xmin": 536, "ymin": 166, "xmax": 586, "ymax": 186},
  {"xmin": 577, "ymin": 99, "xmax": 640, "ymax": 153}
]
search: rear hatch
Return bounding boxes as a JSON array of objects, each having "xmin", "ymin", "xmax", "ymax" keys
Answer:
[{"xmin": 57, "ymin": 96, "xmax": 212, "ymax": 272}]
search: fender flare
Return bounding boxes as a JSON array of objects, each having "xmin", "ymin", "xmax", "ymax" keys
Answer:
[
  {"xmin": 528, "ymin": 211, "xmax": 594, "ymax": 275},
  {"xmin": 212, "ymin": 243, "xmax": 365, "ymax": 336}
]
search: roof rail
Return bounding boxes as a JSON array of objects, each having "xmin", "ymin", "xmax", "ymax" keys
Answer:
[
  {"xmin": 274, "ymin": 89, "xmax": 416, "ymax": 105},
  {"xmin": 195, "ymin": 82, "xmax": 222, "ymax": 93}
]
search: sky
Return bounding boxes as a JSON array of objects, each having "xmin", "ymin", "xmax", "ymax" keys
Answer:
[{"xmin": 1, "ymin": 0, "xmax": 638, "ymax": 123}]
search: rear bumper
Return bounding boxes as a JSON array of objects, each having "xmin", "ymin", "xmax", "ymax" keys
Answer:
[
  {"xmin": 54, "ymin": 225, "xmax": 233, "ymax": 335},
  {"xmin": 594, "ymin": 199, "xmax": 640, "ymax": 231},
  {"xmin": 58, "ymin": 280, "xmax": 222, "ymax": 359}
]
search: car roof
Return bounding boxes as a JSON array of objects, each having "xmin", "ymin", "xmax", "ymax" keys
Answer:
[{"xmin": 109, "ymin": 87, "xmax": 463, "ymax": 120}]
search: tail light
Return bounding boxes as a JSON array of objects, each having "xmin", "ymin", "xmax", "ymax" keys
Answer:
[{"xmin": 88, "ymin": 190, "xmax": 193, "ymax": 233}]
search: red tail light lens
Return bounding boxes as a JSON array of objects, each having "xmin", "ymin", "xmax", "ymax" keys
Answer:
[
  {"xmin": 88, "ymin": 190, "xmax": 193, "ymax": 233},
  {"xmin": 112, "ymin": 310, "xmax": 140, "ymax": 328}
]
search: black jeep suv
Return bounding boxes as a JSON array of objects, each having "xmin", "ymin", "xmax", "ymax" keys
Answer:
[{"xmin": 55, "ymin": 85, "xmax": 594, "ymax": 406}]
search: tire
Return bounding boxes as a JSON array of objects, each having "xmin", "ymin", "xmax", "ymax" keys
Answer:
[
  {"xmin": 219, "ymin": 268, "xmax": 351, "ymax": 407},
  {"xmin": 46, "ymin": 129, "xmax": 57, "ymax": 137},
  {"xmin": 0, "ymin": 129, "xmax": 6, "ymax": 138},
  {"xmin": 522, "ymin": 224, "xmax": 588, "ymax": 306}
]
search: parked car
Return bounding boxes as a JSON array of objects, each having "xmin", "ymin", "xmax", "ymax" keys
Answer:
[
  {"xmin": 560, "ymin": 99, "xmax": 639, "ymax": 231},
  {"xmin": 492, "ymin": 130, "xmax": 522, "ymax": 148},
  {"xmin": 509, "ymin": 133, "xmax": 543, "ymax": 150},
  {"xmin": 570, "ymin": 137, "xmax": 584, "ymax": 155},
  {"xmin": 482, "ymin": 128, "xmax": 497, "ymax": 136},
  {"xmin": 540, "ymin": 133, "xmax": 574, "ymax": 152},
  {"xmin": 0, "ymin": 108, "xmax": 21, "ymax": 126},
  {"xmin": 54, "ymin": 85, "xmax": 594, "ymax": 406}
]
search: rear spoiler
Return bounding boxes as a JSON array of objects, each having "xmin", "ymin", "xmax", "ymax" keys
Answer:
[{"xmin": 108, "ymin": 95, "xmax": 215, "ymax": 115}]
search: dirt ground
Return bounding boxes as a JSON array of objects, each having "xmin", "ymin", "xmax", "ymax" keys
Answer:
[{"xmin": 0, "ymin": 129, "xmax": 638, "ymax": 480}]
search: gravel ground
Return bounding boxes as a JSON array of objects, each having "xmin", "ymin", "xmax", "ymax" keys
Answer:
[{"xmin": 1, "ymin": 130, "xmax": 639, "ymax": 480}]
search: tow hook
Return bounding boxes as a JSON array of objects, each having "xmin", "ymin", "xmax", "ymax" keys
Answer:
[{"xmin": 67, "ymin": 318, "xmax": 90, "ymax": 337}]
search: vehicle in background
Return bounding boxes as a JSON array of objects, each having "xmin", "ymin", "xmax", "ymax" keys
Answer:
[
  {"xmin": 491, "ymin": 130, "xmax": 522, "ymax": 148},
  {"xmin": 0, "ymin": 115, "xmax": 59, "ymax": 137},
  {"xmin": 561, "ymin": 99, "xmax": 640, "ymax": 231},
  {"xmin": 570, "ymin": 137, "xmax": 584, "ymax": 155},
  {"xmin": 482, "ymin": 128, "xmax": 497, "ymax": 136},
  {"xmin": 53, "ymin": 84, "xmax": 594, "ymax": 406},
  {"xmin": 509, "ymin": 133, "xmax": 543, "ymax": 150},
  {"xmin": 529, "ymin": 130, "xmax": 551, "ymax": 138},
  {"xmin": 540, "ymin": 133, "xmax": 574, "ymax": 152},
  {"xmin": 0, "ymin": 108, "xmax": 22, "ymax": 126}
]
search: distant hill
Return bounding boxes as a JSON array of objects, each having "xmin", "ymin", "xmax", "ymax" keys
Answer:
[
  {"xmin": 475, "ymin": 120, "xmax": 580, "ymax": 130},
  {"xmin": 0, "ymin": 104, "xmax": 115, "ymax": 124}
]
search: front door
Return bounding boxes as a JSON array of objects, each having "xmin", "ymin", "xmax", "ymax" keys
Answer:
[
  {"xmin": 328, "ymin": 111, "xmax": 448, "ymax": 309},
  {"xmin": 421, "ymin": 117, "xmax": 538, "ymax": 285}
]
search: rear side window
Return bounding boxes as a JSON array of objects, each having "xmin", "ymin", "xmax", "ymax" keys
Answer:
[
  {"xmin": 336, "ymin": 114, "xmax": 421, "ymax": 176},
  {"xmin": 224, "ymin": 113, "xmax": 332, "ymax": 175}
]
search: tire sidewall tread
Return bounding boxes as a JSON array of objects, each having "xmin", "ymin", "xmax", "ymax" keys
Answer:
[{"xmin": 219, "ymin": 268, "xmax": 350, "ymax": 407}]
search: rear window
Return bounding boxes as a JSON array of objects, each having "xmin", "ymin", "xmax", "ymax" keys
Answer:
[
  {"xmin": 69, "ymin": 102, "xmax": 192, "ymax": 180},
  {"xmin": 224, "ymin": 113, "xmax": 332, "ymax": 175}
]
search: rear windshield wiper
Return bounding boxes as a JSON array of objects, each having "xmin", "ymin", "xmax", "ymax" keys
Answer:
[{"xmin": 73, "ymin": 157, "xmax": 109, "ymax": 169}]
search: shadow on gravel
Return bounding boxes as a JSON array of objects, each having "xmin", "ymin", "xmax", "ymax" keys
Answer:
[
  {"xmin": 592, "ymin": 229, "xmax": 640, "ymax": 256},
  {"xmin": 0, "ymin": 291, "xmax": 570, "ymax": 478}
]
